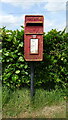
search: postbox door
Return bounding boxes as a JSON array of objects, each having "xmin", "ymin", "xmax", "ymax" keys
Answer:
[{"xmin": 24, "ymin": 34, "xmax": 43, "ymax": 61}]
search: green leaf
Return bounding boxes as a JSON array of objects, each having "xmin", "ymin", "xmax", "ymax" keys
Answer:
[
  {"xmin": 61, "ymin": 57, "xmax": 64, "ymax": 61},
  {"xmin": 21, "ymin": 26, "xmax": 24, "ymax": 28},
  {"xmin": 56, "ymin": 78, "xmax": 61, "ymax": 82},
  {"xmin": 6, "ymin": 83, "xmax": 10, "ymax": 87},
  {"xmin": 20, "ymin": 64, "xmax": 24, "ymax": 68},
  {"xmin": 18, "ymin": 53, "xmax": 21, "ymax": 55},
  {"xmin": 18, "ymin": 56, "xmax": 24, "ymax": 62},
  {"xmin": 19, "ymin": 42, "xmax": 23, "ymax": 47},
  {"xmin": 12, "ymin": 75, "xmax": 18, "ymax": 82},
  {"xmin": 6, "ymin": 59, "xmax": 10, "ymax": 62},
  {"xmin": 0, "ymin": 50, "xmax": 2, "ymax": 53},
  {"xmin": 4, "ymin": 52, "xmax": 9, "ymax": 56},
  {"xmin": 24, "ymin": 65, "xmax": 28, "ymax": 69},
  {"xmin": 25, "ymin": 72, "xmax": 28, "ymax": 75},
  {"xmin": 53, "ymin": 59, "xmax": 57, "ymax": 63},
  {"xmin": 16, "ymin": 63, "xmax": 19, "ymax": 67},
  {"xmin": 6, "ymin": 73, "xmax": 11, "ymax": 78},
  {"xmin": 58, "ymin": 54, "xmax": 61, "ymax": 59},
  {"xmin": 15, "ymin": 50, "xmax": 18, "ymax": 53},
  {"xmin": 15, "ymin": 70, "xmax": 20, "ymax": 74},
  {"xmin": 0, "ymin": 42, "xmax": 2, "ymax": 44}
]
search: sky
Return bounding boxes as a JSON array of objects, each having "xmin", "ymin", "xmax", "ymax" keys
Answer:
[{"xmin": 0, "ymin": 0, "xmax": 68, "ymax": 32}]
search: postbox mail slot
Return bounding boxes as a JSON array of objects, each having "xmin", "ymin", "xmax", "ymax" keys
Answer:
[{"xmin": 26, "ymin": 23, "xmax": 43, "ymax": 26}]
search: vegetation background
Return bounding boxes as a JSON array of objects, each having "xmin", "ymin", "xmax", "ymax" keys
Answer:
[{"xmin": 1, "ymin": 27, "xmax": 68, "ymax": 89}]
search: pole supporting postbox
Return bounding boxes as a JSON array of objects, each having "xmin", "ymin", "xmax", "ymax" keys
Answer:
[{"xmin": 30, "ymin": 62, "xmax": 34, "ymax": 97}]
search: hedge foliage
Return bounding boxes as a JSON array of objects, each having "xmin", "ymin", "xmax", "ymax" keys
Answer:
[{"xmin": 1, "ymin": 27, "xmax": 68, "ymax": 90}]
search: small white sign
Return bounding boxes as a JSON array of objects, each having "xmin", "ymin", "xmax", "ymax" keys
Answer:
[{"xmin": 30, "ymin": 39, "xmax": 38, "ymax": 54}]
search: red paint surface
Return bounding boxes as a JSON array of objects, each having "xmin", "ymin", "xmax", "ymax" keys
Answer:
[{"xmin": 24, "ymin": 15, "xmax": 44, "ymax": 61}]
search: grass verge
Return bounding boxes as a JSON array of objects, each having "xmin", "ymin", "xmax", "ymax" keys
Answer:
[{"xmin": 2, "ymin": 86, "xmax": 67, "ymax": 118}]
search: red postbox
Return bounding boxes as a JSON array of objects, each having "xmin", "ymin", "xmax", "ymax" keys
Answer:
[{"xmin": 24, "ymin": 15, "xmax": 44, "ymax": 61}]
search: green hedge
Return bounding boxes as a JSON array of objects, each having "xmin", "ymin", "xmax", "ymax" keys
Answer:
[{"xmin": 1, "ymin": 27, "xmax": 68, "ymax": 90}]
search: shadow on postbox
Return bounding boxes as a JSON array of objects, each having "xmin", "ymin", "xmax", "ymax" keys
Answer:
[{"xmin": 24, "ymin": 15, "xmax": 44, "ymax": 61}]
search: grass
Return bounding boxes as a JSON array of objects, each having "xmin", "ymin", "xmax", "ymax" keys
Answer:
[{"xmin": 2, "ymin": 86, "xmax": 67, "ymax": 118}]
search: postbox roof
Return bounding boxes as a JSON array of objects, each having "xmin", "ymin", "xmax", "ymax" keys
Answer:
[{"xmin": 25, "ymin": 15, "xmax": 43, "ymax": 16}]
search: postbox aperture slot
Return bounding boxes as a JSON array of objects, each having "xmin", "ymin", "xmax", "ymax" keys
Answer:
[
  {"xmin": 30, "ymin": 38, "xmax": 38, "ymax": 54},
  {"xmin": 26, "ymin": 23, "xmax": 43, "ymax": 26}
]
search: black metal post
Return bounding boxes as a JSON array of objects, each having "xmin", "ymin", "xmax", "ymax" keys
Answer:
[{"xmin": 30, "ymin": 62, "xmax": 34, "ymax": 97}]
